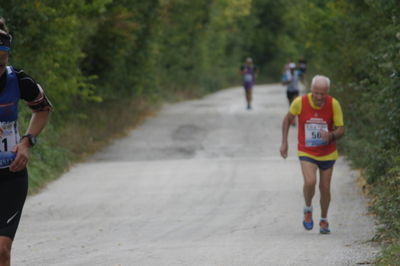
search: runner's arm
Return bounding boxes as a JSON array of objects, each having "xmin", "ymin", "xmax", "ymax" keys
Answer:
[
  {"xmin": 280, "ymin": 98, "xmax": 301, "ymax": 158},
  {"xmin": 325, "ymin": 98, "xmax": 345, "ymax": 142},
  {"xmin": 320, "ymin": 125, "xmax": 344, "ymax": 143},
  {"xmin": 10, "ymin": 111, "xmax": 50, "ymax": 172},
  {"xmin": 280, "ymin": 112, "xmax": 296, "ymax": 159},
  {"xmin": 20, "ymin": 84, "xmax": 52, "ymax": 147},
  {"xmin": 331, "ymin": 126, "xmax": 344, "ymax": 142},
  {"xmin": 9, "ymin": 76, "xmax": 53, "ymax": 172}
]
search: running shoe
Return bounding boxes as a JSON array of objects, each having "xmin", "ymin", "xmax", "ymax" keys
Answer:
[
  {"xmin": 303, "ymin": 210, "xmax": 313, "ymax": 230},
  {"xmin": 319, "ymin": 220, "xmax": 331, "ymax": 234}
]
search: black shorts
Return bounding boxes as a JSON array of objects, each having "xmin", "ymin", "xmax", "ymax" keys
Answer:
[
  {"xmin": 0, "ymin": 168, "xmax": 28, "ymax": 240},
  {"xmin": 299, "ymin": 156, "xmax": 336, "ymax": 170},
  {"xmin": 286, "ymin": 90, "xmax": 299, "ymax": 104}
]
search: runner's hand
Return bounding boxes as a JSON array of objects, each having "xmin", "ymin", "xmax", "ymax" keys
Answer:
[
  {"xmin": 280, "ymin": 142, "xmax": 288, "ymax": 159},
  {"xmin": 320, "ymin": 130, "xmax": 331, "ymax": 143},
  {"xmin": 9, "ymin": 142, "xmax": 29, "ymax": 172}
]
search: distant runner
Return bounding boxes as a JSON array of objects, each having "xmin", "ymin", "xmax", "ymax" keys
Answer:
[
  {"xmin": 281, "ymin": 62, "xmax": 302, "ymax": 105},
  {"xmin": 0, "ymin": 17, "xmax": 52, "ymax": 266},
  {"xmin": 280, "ymin": 75, "xmax": 344, "ymax": 234},
  {"xmin": 240, "ymin": 57, "xmax": 258, "ymax": 110}
]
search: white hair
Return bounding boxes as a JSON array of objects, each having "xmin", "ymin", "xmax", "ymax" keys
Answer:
[{"xmin": 311, "ymin": 75, "xmax": 330, "ymax": 90}]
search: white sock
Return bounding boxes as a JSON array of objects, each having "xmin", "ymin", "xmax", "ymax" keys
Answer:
[
  {"xmin": 320, "ymin": 217, "xmax": 328, "ymax": 222},
  {"xmin": 304, "ymin": 206, "xmax": 313, "ymax": 212}
]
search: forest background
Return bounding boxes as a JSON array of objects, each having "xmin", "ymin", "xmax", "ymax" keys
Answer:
[{"xmin": 1, "ymin": 0, "xmax": 399, "ymax": 264}]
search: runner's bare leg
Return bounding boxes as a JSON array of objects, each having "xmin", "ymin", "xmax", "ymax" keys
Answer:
[
  {"xmin": 0, "ymin": 237, "xmax": 12, "ymax": 266},
  {"xmin": 245, "ymin": 88, "xmax": 252, "ymax": 107},
  {"xmin": 319, "ymin": 167, "xmax": 333, "ymax": 218},
  {"xmin": 300, "ymin": 160, "xmax": 318, "ymax": 207}
]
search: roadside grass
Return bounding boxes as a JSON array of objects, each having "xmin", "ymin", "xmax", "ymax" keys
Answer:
[
  {"xmin": 347, "ymin": 146, "xmax": 400, "ymax": 265},
  {"xmin": 356, "ymin": 172, "xmax": 400, "ymax": 266},
  {"xmin": 375, "ymin": 244, "xmax": 400, "ymax": 265}
]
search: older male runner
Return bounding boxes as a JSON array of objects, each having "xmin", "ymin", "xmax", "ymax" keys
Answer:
[{"xmin": 280, "ymin": 75, "xmax": 344, "ymax": 234}]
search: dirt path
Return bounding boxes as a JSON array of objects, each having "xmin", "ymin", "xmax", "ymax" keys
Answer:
[{"xmin": 14, "ymin": 84, "xmax": 378, "ymax": 265}]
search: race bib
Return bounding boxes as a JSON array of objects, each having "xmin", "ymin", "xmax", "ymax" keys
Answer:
[
  {"xmin": 0, "ymin": 121, "xmax": 19, "ymax": 152},
  {"xmin": 244, "ymin": 73, "xmax": 253, "ymax": 82},
  {"xmin": 0, "ymin": 151, "xmax": 16, "ymax": 168},
  {"xmin": 0, "ymin": 121, "xmax": 19, "ymax": 168},
  {"xmin": 305, "ymin": 123, "xmax": 328, "ymax": 147}
]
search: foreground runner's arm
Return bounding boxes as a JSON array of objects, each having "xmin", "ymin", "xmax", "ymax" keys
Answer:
[
  {"xmin": 10, "ymin": 111, "xmax": 50, "ymax": 172},
  {"xmin": 10, "ymin": 82, "xmax": 52, "ymax": 172},
  {"xmin": 280, "ymin": 97, "xmax": 301, "ymax": 159},
  {"xmin": 280, "ymin": 111, "xmax": 296, "ymax": 159},
  {"xmin": 320, "ymin": 99, "xmax": 345, "ymax": 143},
  {"xmin": 320, "ymin": 126, "xmax": 344, "ymax": 143}
]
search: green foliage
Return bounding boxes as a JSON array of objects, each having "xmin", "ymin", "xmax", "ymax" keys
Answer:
[
  {"xmin": 239, "ymin": 0, "xmax": 286, "ymax": 78},
  {"xmin": 375, "ymin": 243, "xmax": 400, "ymax": 265},
  {"xmin": 81, "ymin": 0, "xmax": 159, "ymax": 99},
  {"xmin": 1, "ymin": 0, "xmax": 109, "ymax": 116},
  {"xmin": 371, "ymin": 156, "xmax": 400, "ymax": 240}
]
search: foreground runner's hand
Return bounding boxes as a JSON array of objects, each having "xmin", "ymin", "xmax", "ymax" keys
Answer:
[
  {"xmin": 280, "ymin": 142, "xmax": 288, "ymax": 159},
  {"xmin": 320, "ymin": 130, "xmax": 332, "ymax": 143},
  {"xmin": 9, "ymin": 141, "xmax": 30, "ymax": 172}
]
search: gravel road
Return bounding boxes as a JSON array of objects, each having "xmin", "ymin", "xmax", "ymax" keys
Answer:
[{"xmin": 14, "ymin": 84, "xmax": 379, "ymax": 265}]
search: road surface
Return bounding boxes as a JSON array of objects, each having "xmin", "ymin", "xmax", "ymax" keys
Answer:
[{"xmin": 14, "ymin": 84, "xmax": 378, "ymax": 265}]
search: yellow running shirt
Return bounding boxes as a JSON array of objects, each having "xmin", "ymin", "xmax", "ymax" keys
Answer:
[{"xmin": 289, "ymin": 93, "xmax": 344, "ymax": 160}]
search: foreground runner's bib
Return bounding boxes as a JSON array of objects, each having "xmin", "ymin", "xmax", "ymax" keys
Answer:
[
  {"xmin": 305, "ymin": 118, "xmax": 328, "ymax": 147},
  {"xmin": 298, "ymin": 95, "xmax": 336, "ymax": 157}
]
